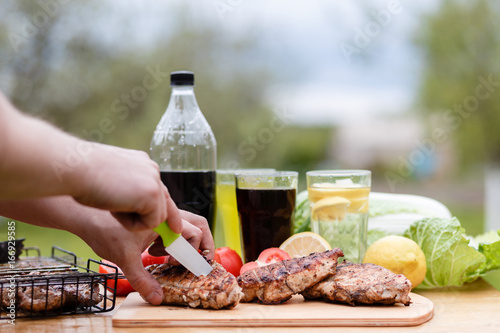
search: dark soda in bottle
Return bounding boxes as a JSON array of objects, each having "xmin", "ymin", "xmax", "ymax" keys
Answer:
[{"xmin": 150, "ymin": 71, "xmax": 217, "ymax": 231}]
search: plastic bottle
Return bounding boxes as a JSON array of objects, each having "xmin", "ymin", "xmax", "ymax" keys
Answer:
[{"xmin": 150, "ymin": 71, "xmax": 217, "ymax": 231}]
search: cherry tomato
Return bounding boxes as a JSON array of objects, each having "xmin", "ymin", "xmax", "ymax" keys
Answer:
[
  {"xmin": 239, "ymin": 248, "xmax": 291, "ymax": 275},
  {"xmin": 239, "ymin": 261, "xmax": 260, "ymax": 275},
  {"xmin": 141, "ymin": 251, "xmax": 168, "ymax": 267},
  {"xmin": 99, "ymin": 259, "xmax": 135, "ymax": 296},
  {"xmin": 257, "ymin": 248, "xmax": 291, "ymax": 264},
  {"xmin": 214, "ymin": 247, "xmax": 243, "ymax": 277}
]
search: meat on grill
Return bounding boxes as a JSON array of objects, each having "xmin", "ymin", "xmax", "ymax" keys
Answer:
[
  {"xmin": 146, "ymin": 260, "xmax": 243, "ymax": 309},
  {"xmin": 237, "ymin": 248, "xmax": 344, "ymax": 304},
  {"xmin": 302, "ymin": 261, "xmax": 412, "ymax": 306},
  {"xmin": 1, "ymin": 281, "xmax": 102, "ymax": 312}
]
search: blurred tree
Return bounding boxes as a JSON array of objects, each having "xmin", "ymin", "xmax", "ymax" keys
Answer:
[
  {"xmin": 0, "ymin": 0, "xmax": 330, "ymax": 174},
  {"xmin": 415, "ymin": 0, "xmax": 500, "ymax": 173}
]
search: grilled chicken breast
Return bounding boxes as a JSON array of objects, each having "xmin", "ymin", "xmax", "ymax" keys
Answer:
[
  {"xmin": 237, "ymin": 248, "xmax": 344, "ymax": 304},
  {"xmin": 146, "ymin": 260, "xmax": 243, "ymax": 309},
  {"xmin": 302, "ymin": 261, "xmax": 412, "ymax": 306},
  {"xmin": 1, "ymin": 270, "xmax": 102, "ymax": 313},
  {"xmin": 14, "ymin": 283, "xmax": 102, "ymax": 312}
]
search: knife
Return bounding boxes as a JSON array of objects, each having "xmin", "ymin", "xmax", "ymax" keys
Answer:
[{"xmin": 153, "ymin": 223, "xmax": 213, "ymax": 276}]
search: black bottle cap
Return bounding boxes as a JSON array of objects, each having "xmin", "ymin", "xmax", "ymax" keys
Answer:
[{"xmin": 170, "ymin": 71, "xmax": 194, "ymax": 86}]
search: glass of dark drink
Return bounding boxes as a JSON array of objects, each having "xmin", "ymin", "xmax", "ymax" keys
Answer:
[{"xmin": 235, "ymin": 171, "xmax": 298, "ymax": 263}]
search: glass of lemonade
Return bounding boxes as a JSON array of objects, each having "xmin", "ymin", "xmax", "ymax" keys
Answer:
[
  {"xmin": 235, "ymin": 171, "xmax": 297, "ymax": 263},
  {"xmin": 214, "ymin": 169, "xmax": 275, "ymax": 257},
  {"xmin": 306, "ymin": 170, "xmax": 371, "ymax": 263}
]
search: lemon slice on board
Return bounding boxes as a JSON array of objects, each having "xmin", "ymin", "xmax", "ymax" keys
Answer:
[
  {"xmin": 311, "ymin": 196, "xmax": 350, "ymax": 221},
  {"xmin": 279, "ymin": 232, "xmax": 332, "ymax": 258}
]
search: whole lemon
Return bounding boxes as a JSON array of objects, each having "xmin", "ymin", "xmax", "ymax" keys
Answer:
[{"xmin": 362, "ymin": 235, "xmax": 426, "ymax": 289}]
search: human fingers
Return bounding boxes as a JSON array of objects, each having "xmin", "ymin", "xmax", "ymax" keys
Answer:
[
  {"xmin": 118, "ymin": 253, "xmax": 164, "ymax": 305},
  {"xmin": 119, "ymin": 179, "xmax": 168, "ymax": 232},
  {"xmin": 122, "ymin": 159, "xmax": 168, "ymax": 231},
  {"xmin": 164, "ymin": 186, "xmax": 182, "ymax": 234},
  {"xmin": 111, "ymin": 212, "xmax": 147, "ymax": 231},
  {"xmin": 74, "ymin": 144, "xmax": 168, "ymax": 231},
  {"xmin": 181, "ymin": 220, "xmax": 203, "ymax": 250},
  {"xmin": 179, "ymin": 210, "xmax": 214, "ymax": 260}
]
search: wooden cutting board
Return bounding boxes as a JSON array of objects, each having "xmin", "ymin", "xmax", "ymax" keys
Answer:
[{"xmin": 112, "ymin": 292, "xmax": 434, "ymax": 328}]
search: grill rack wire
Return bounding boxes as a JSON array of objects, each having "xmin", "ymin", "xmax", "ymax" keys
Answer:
[{"xmin": 0, "ymin": 246, "xmax": 119, "ymax": 319}]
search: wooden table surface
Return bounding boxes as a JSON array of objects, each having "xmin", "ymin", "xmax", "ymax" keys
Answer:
[{"xmin": 3, "ymin": 279, "xmax": 499, "ymax": 333}]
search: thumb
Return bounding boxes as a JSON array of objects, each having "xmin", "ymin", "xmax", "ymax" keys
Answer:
[{"xmin": 120, "ymin": 256, "xmax": 163, "ymax": 305}]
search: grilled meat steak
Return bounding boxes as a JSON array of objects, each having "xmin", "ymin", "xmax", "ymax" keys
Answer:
[
  {"xmin": 1, "ymin": 281, "xmax": 102, "ymax": 312},
  {"xmin": 302, "ymin": 261, "xmax": 412, "ymax": 306},
  {"xmin": 237, "ymin": 248, "xmax": 344, "ymax": 304},
  {"xmin": 146, "ymin": 260, "xmax": 242, "ymax": 309},
  {"xmin": 19, "ymin": 283, "xmax": 102, "ymax": 311}
]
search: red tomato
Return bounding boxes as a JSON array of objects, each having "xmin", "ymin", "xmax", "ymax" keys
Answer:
[
  {"xmin": 239, "ymin": 248, "xmax": 291, "ymax": 275},
  {"xmin": 214, "ymin": 250, "xmax": 222, "ymax": 264},
  {"xmin": 257, "ymin": 248, "xmax": 290, "ymax": 264},
  {"xmin": 239, "ymin": 261, "xmax": 260, "ymax": 275},
  {"xmin": 141, "ymin": 251, "xmax": 168, "ymax": 267},
  {"xmin": 99, "ymin": 259, "xmax": 135, "ymax": 296},
  {"xmin": 214, "ymin": 247, "xmax": 243, "ymax": 277}
]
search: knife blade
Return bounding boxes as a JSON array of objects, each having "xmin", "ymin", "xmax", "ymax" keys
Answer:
[{"xmin": 153, "ymin": 223, "xmax": 213, "ymax": 276}]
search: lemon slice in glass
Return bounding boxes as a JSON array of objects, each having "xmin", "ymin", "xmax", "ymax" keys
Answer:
[
  {"xmin": 279, "ymin": 232, "xmax": 332, "ymax": 258},
  {"xmin": 311, "ymin": 196, "xmax": 350, "ymax": 221}
]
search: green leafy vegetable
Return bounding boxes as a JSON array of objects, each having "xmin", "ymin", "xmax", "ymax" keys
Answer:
[
  {"xmin": 473, "ymin": 230, "xmax": 500, "ymax": 275},
  {"xmin": 477, "ymin": 241, "xmax": 500, "ymax": 273},
  {"xmin": 472, "ymin": 229, "xmax": 500, "ymax": 246},
  {"xmin": 293, "ymin": 190, "xmax": 311, "ymax": 233},
  {"xmin": 402, "ymin": 217, "xmax": 500, "ymax": 289}
]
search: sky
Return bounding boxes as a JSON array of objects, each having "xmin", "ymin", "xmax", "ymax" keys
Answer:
[{"xmin": 105, "ymin": 0, "xmax": 439, "ymax": 125}]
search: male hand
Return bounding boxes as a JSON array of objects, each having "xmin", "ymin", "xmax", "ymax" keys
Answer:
[
  {"xmin": 73, "ymin": 143, "xmax": 182, "ymax": 234},
  {"xmin": 148, "ymin": 210, "xmax": 215, "ymax": 262},
  {"xmin": 84, "ymin": 210, "xmax": 213, "ymax": 305}
]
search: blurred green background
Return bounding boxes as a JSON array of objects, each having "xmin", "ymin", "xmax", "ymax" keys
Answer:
[{"xmin": 0, "ymin": 0, "xmax": 499, "ymax": 289}]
